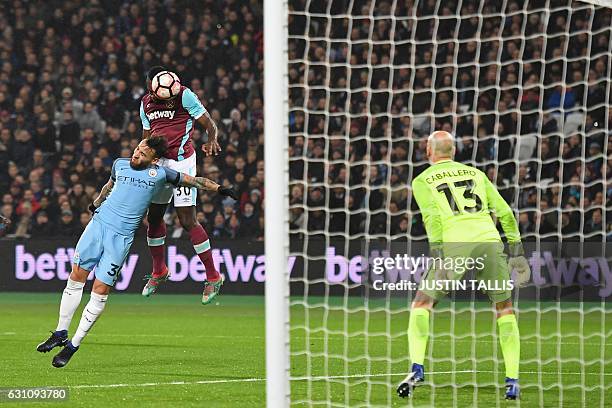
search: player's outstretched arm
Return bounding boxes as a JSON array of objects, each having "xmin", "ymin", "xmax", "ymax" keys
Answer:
[{"xmin": 179, "ymin": 174, "xmax": 238, "ymax": 200}]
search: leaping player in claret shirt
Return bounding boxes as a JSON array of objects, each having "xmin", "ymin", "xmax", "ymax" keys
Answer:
[{"xmin": 139, "ymin": 66, "xmax": 225, "ymax": 304}]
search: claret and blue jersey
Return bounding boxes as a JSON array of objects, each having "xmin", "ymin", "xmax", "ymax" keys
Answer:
[{"xmin": 140, "ymin": 86, "xmax": 207, "ymax": 161}]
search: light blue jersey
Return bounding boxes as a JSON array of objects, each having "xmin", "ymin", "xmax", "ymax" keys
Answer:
[
  {"xmin": 95, "ymin": 158, "xmax": 181, "ymax": 236},
  {"xmin": 74, "ymin": 158, "xmax": 182, "ymax": 286}
]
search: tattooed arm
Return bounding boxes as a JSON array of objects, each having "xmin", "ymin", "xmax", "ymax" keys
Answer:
[
  {"xmin": 93, "ymin": 179, "xmax": 115, "ymax": 208},
  {"xmin": 179, "ymin": 174, "xmax": 220, "ymax": 191},
  {"xmin": 163, "ymin": 168, "xmax": 238, "ymax": 200}
]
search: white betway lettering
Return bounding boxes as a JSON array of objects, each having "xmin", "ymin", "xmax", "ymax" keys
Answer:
[
  {"xmin": 222, "ymin": 249, "xmax": 259, "ymax": 282},
  {"xmin": 147, "ymin": 110, "xmax": 176, "ymax": 121},
  {"xmin": 14, "ymin": 245, "xmax": 137, "ymax": 289}
]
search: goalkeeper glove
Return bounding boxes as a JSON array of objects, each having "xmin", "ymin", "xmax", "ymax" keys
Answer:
[
  {"xmin": 508, "ymin": 242, "xmax": 530, "ymax": 288},
  {"xmin": 217, "ymin": 186, "xmax": 238, "ymax": 200},
  {"xmin": 429, "ymin": 244, "xmax": 452, "ymax": 282}
]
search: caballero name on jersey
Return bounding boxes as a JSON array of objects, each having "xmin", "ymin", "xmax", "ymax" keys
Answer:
[
  {"xmin": 147, "ymin": 110, "xmax": 176, "ymax": 120},
  {"xmin": 425, "ymin": 169, "xmax": 476, "ymax": 184}
]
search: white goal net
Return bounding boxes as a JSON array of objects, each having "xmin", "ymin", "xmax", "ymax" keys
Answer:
[{"xmin": 267, "ymin": 0, "xmax": 612, "ymax": 406}]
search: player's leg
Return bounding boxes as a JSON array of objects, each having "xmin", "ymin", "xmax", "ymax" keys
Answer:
[
  {"xmin": 37, "ymin": 220, "xmax": 102, "ymax": 353},
  {"xmin": 174, "ymin": 152, "xmax": 223, "ymax": 303},
  {"xmin": 478, "ymin": 242, "xmax": 521, "ymax": 399},
  {"xmin": 143, "ymin": 202, "xmax": 171, "ymax": 297},
  {"xmin": 71, "ymin": 279, "xmax": 111, "ymax": 349},
  {"xmin": 495, "ymin": 299, "xmax": 520, "ymax": 400},
  {"xmin": 144, "ymin": 155, "xmax": 173, "ymax": 295},
  {"xmin": 175, "ymin": 205, "xmax": 224, "ymax": 304},
  {"xmin": 398, "ymin": 248, "xmax": 468, "ymax": 398},
  {"xmin": 397, "ymin": 291, "xmax": 435, "ymax": 397},
  {"xmin": 52, "ymin": 279, "xmax": 111, "ymax": 368},
  {"xmin": 51, "ymin": 230, "xmax": 131, "ymax": 368},
  {"xmin": 36, "ymin": 264, "xmax": 89, "ymax": 352}
]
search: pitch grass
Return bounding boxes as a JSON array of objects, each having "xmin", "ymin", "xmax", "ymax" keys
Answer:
[{"xmin": 0, "ymin": 293, "xmax": 609, "ymax": 407}]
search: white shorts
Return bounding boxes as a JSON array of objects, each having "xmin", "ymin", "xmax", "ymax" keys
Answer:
[{"xmin": 152, "ymin": 153, "xmax": 197, "ymax": 207}]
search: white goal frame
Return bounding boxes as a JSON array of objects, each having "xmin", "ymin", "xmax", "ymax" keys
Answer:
[{"xmin": 264, "ymin": 0, "xmax": 290, "ymax": 407}]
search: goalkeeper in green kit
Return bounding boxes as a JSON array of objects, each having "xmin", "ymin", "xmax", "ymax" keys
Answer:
[{"xmin": 396, "ymin": 131, "xmax": 531, "ymax": 400}]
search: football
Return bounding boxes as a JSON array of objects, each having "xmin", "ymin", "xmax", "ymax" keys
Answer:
[{"xmin": 151, "ymin": 71, "xmax": 181, "ymax": 100}]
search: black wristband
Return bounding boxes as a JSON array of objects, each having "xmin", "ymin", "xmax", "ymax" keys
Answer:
[
  {"xmin": 508, "ymin": 242, "xmax": 524, "ymax": 257},
  {"xmin": 89, "ymin": 203, "xmax": 98, "ymax": 215}
]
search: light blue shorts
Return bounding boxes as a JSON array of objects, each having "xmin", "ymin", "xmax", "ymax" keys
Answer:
[{"xmin": 73, "ymin": 218, "xmax": 134, "ymax": 287}]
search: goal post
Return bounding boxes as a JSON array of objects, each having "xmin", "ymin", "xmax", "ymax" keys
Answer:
[{"xmin": 264, "ymin": 0, "xmax": 290, "ymax": 406}]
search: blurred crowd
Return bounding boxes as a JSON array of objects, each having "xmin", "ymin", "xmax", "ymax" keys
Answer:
[
  {"xmin": 0, "ymin": 0, "xmax": 265, "ymax": 240},
  {"xmin": 288, "ymin": 0, "xmax": 611, "ymax": 242}
]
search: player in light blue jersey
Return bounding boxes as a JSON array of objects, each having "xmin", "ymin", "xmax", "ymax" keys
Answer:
[{"xmin": 36, "ymin": 136, "xmax": 237, "ymax": 368}]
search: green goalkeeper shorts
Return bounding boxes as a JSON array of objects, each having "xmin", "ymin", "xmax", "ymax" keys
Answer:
[{"xmin": 418, "ymin": 242, "xmax": 512, "ymax": 303}]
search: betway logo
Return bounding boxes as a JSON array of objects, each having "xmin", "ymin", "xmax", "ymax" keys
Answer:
[
  {"xmin": 529, "ymin": 251, "xmax": 612, "ymax": 296},
  {"xmin": 15, "ymin": 245, "xmax": 139, "ymax": 291},
  {"xmin": 147, "ymin": 110, "xmax": 175, "ymax": 120},
  {"xmin": 14, "ymin": 245, "xmax": 296, "ymax": 291}
]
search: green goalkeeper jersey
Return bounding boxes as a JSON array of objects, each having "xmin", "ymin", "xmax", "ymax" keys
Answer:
[{"xmin": 412, "ymin": 159, "xmax": 521, "ymax": 245}]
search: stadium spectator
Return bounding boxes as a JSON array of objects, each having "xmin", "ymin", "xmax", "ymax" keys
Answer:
[
  {"xmin": 56, "ymin": 210, "xmax": 79, "ymax": 237},
  {"xmin": 30, "ymin": 211, "xmax": 55, "ymax": 239}
]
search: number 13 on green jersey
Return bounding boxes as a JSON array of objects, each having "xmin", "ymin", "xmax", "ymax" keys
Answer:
[{"xmin": 411, "ymin": 160, "xmax": 521, "ymax": 244}]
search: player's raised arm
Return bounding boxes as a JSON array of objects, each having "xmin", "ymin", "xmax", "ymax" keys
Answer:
[{"xmin": 182, "ymin": 88, "xmax": 220, "ymax": 156}]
